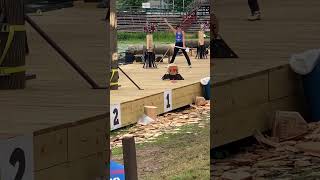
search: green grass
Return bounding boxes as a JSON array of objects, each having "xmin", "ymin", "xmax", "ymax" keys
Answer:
[
  {"xmin": 117, "ymin": 32, "xmax": 198, "ymax": 44},
  {"xmin": 111, "ymin": 115, "xmax": 210, "ymax": 180}
]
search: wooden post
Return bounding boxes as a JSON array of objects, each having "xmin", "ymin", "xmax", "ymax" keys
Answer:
[
  {"xmin": 198, "ymin": 30, "xmax": 205, "ymax": 46},
  {"xmin": 108, "ymin": 0, "xmax": 118, "ymax": 90},
  {"xmin": 0, "ymin": 0, "xmax": 26, "ymax": 89},
  {"xmin": 122, "ymin": 135, "xmax": 138, "ymax": 180},
  {"xmin": 144, "ymin": 105, "xmax": 157, "ymax": 120},
  {"xmin": 146, "ymin": 33, "xmax": 153, "ymax": 52},
  {"xmin": 105, "ymin": 1, "xmax": 111, "ymax": 179},
  {"xmin": 106, "ymin": 113, "xmax": 110, "ymax": 179}
]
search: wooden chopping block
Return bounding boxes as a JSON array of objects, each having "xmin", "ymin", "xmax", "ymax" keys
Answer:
[
  {"xmin": 144, "ymin": 106, "xmax": 157, "ymax": 120},
  {"xmin": 195, "ymin": 96, "xmax": 206, "ymax": 106},
  {"xmin": 272, "ymin": 111, "xmax": 308, "ymax": 142}
]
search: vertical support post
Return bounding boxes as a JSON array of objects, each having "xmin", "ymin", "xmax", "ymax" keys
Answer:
[
  {"xmin": 122, "ymin": 135, "xmax": 138, "ymax": 180},
  {"xmin": 105, "ymin": 1, "xmax": 111, "ymax": 179},
  {"xmin": 108, "ymin": 0, "xmax": 119, "ymax": 90},
  {"xmin": 105, "ymin": 113, "xmax": 110, "ymax": 180},
  {"xmin": 146, "ymin": 33, "xmax": 153, "ymax": 52},
  {"xmin": 0, "ymin": 0, "xmax": 26, "ymax": 89},
  {"xmin": 209, "ymin": 0, "xmax": 214, "ymax": 149}
]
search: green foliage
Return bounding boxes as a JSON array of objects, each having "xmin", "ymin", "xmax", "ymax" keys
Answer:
[
  {"xmin": 117, "ymin": 31, "xmax": 198, "ymax": 43},
  {"xmin": 117, "ymin": 0, "xmax": 194, "ymax": 12},
  {"xmin": 167, "ymin": 0, "xmax": 194, "ymax": 12},
  {"xmin": 117, "ymin": 0, "xmax": 148, "ymax": 7}
]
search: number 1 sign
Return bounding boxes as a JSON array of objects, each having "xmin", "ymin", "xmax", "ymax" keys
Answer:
[
  {"xmin": 0, "ymin": 134, "xmax": 34, "ymax": 180},
  {"xmin": 163, "ymin": 90, "xmax": 173, "ymax": 113},
  {"xmin": 110, "ymin": 104, "xmax": 122, "ymax": 130}
]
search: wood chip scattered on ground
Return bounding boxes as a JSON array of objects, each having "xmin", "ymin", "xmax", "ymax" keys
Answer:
[
  {"xmin": 111, "ymin": 101, "xmax": 210, "ymax": 148},
  {"xmin": 212, "ymin": 121, "xmax": 320, "ymax": 179}
]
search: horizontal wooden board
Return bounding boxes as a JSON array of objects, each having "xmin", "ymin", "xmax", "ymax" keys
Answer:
[
  {"xmin": 34, "ymin": 129, "xmax": 68, "ymax": 171},
  {"xmin": 35, "ymin": 163, "xmax": 69, "ymax": 180},
  {"xmin": 268, "ymin": 65, "xmax": 302, "ymax": 101},
  {"xmin": 212, "ymin": 83, "xmax": 233, "ymax": 116},
  {"xmin": 34, "ymin": 151, "xmax": 106, "ymax": 180},
  {"xmin": 212, "ymin": 103, "xmax": 271, "ymax": 148},
  {"xmin": 68, "ymin": 118, "xmax": 107, "ymax": 161},
  {"xmin": 232, "ymin": 73, "xmax": 269, "ymax": 110},
  {"xmin": 212, "ymin": 95, "xmax": 306, "ymax": 148},
  {"xmin": 68, "ymin": 151, "xmax": 106, "ymax": 180}
]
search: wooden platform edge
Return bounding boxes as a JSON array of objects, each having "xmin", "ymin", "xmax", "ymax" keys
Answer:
[
  {"xmin": 33, "ymin": 113, "xmax": 108, "ymax": 172},
  {"xmin": 211, "ymin": 64, "xmax": 306, "ymax": 148},
  {"xmin": 111, "ymin": 81, "xmax": 204, "ymax": 130},
  {"xmin": 34, "ymin": 112, "xmax": 108, "ymax": 136}
]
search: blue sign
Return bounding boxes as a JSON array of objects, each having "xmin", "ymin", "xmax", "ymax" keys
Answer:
[{"xmin": 110, "ymin": 161, "xmax": 125, "ymax": 180}]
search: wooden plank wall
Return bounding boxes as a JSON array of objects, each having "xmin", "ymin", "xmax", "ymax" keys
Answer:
[
  {"xmin": 120, "ymin": 83, "xmax": 203, "ymax": 127},
  {"xmin": 34, "ymin": 115, "xmax": 108, "ymax": 179},
  {"xmin": 211, "ymin": 65, "xmax": 307, "ymax": 148}
]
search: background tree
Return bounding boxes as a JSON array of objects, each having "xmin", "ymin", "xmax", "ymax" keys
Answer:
[{"xmin": 117, "ymin": 0, "xmax": 147, "ymax": 7}]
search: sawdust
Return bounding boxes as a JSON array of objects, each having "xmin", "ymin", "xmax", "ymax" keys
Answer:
[
  {"xmin": 212, "ymin": 122, "xmax": 320, "ymax": 179},
  {"xmin": 110, "ymin": 100, "xmax": 210, "ymax": 148}
]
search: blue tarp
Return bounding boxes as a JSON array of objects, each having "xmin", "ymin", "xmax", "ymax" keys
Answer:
[{"xmin": 110, "ymin": 161, "xmax": 125, "ymax": 180}]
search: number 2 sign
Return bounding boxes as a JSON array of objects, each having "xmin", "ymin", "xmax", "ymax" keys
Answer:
[
  {"xmin": 110, "ymin": 104, "xmax": 122, "ymax": 130},
  {"xmin": 0, "ymin": 134, "xmax": 34, "ymax": 180},
  {"xmin": 164, "ymin": 90, "xmax": 172, "ymax": 112}
]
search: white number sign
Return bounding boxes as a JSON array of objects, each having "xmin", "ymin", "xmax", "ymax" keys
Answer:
[
  {"xmin": 110, "ymin": 104, "xmax": 122, "ymax": 130},
  {"xmin": 142, "ymin": 2, "xmax": 150, "ymax": 8},
  {"xmin": 0, "ymin": 134, "xmax": 34, "ymax": 180},
  {"xmin": 110, "ymin": 178, "xmax": 121, "ymax": 180},
  {"xmin": 164, "ymin": 90, "xmax": 173, "ymax": 112}
]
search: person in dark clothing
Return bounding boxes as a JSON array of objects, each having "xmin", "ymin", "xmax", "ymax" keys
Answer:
[
  {"xmin": 248, "ymin": 0, "xmax": 261, "ymax": 21},
  {"xmin": 163, "ymin": 18, "xmax": 192, "ymax": 68},
  {"xmin": 97, "ymin": 0, "xmax": 107, "ymax": 8}
]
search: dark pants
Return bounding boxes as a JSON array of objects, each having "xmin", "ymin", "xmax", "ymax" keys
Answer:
[
  {"xmin": 144, "ymin": 51, "xmax": 156, "ymax": 68},
  {"xmin": 248, "ymin": 0, "xmax": 260, "ymax": 15},
  {"xmin": 198, "ymin": 45, "xmax": 206, "ymax": 59},
  {"xmin": 170, "ymin": 42, "xmax": 191, "ymax": 65}
]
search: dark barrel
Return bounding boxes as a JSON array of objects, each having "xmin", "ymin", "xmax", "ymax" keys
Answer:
[{"xmin": 0, "ymin": 0, "xmax": 26, "ymax": 89}]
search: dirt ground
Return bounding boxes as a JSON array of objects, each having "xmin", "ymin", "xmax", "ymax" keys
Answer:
[{"xmin": 111, "ymin": 103, "xmax": 210, "ymax": 179}]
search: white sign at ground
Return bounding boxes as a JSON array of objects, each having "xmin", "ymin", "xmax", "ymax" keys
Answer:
[
  {"xmin": 0, "ymin": 134, "xmax": 34, "ymax": 180},
  {"xmin": 164, "ymin": 89, "xmax": 173, "ymax": 112},
  {"xmin": 111, "ymin": 104, "xmax": 122, "ymax": 130},
  {"xmin": 142, "ymin": 2, "xmax": 151, "ymax": 8}
]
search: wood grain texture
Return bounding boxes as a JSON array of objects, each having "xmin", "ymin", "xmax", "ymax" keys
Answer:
[
  {"xmin": 212, "ymin": 0, "xmax": 320, "ymax": 84},
  {"xmin": 0, "ymin": 3, "xmax": 107, "ymax": 134},
  {"xmin": 34, "ymin": 129, "xmax": 68, "ymax": 171},
  {"xmin": 0, "ymin": 3, "xmax": 109, "ymax": 178},
  {"xmin": 211, "ymin": 0, "xmax": 320, "ymax": 148}
]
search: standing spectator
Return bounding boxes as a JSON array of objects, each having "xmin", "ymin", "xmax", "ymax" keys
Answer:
[
  {"xmin": 197, "ymin": 24, "xmax": 206, "ymax": 59},
  {"xmin": 248, "ymin": 0, "xmax": 261, "ymax": 21}
]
